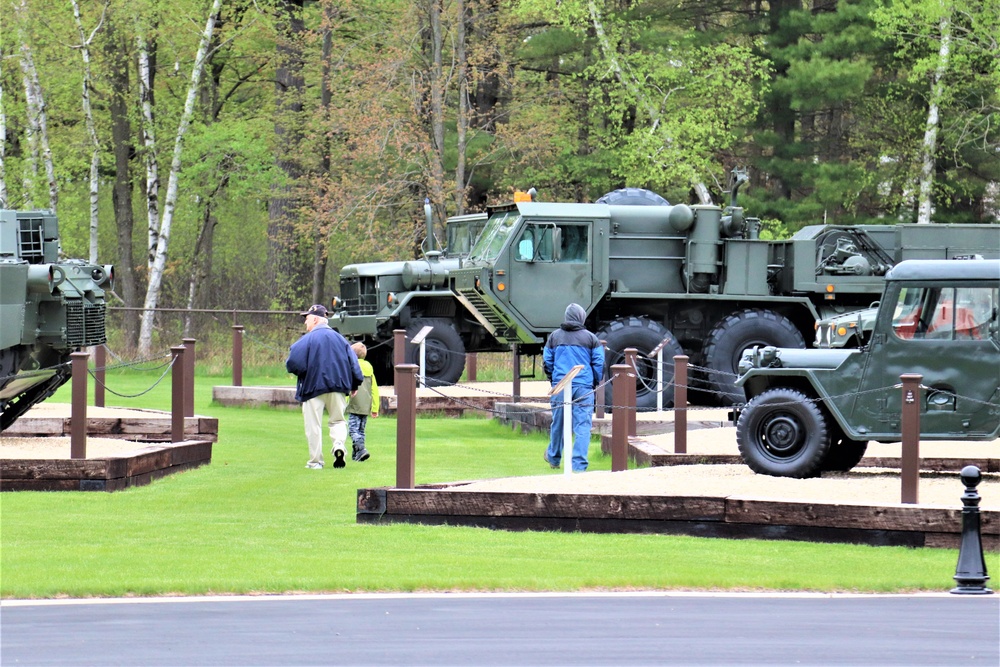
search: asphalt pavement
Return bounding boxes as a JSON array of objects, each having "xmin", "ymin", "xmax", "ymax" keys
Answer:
[{"xmin": 2, "ymin": 592, "xmax": 997, "ymax": 666}]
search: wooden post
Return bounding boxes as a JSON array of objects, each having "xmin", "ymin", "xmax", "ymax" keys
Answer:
[
  {"xmin": 674, "ymin": 355, "xmax": 689, "ymax": 454},
  {"xmin": 467, "ymin": 353, "xmax": 477, "ymax": 382},
  {"xmin": 512, "ymin": 343, "xmax": 521, "ymax": 403},
  {"xmin": 624, "ymin": 347, "xmax": 638, "ymax": 436},
  {"xmin": 182, "ymin": 338, "xmax": 196, "ymax": 417},
  {"xmin": 396, "ymin": 364, "xmax": 418, "ymax": 489},
  {"xmin": 610, "ymin": 364, "xmax": 633, "ymax": 472},
  {"xmin": 393, "ymin": 329, "xmax": 407, "ymax": 367},
  {"xmin": 70, "ymin": 351, "xmax": 89, "ymax": 459},
  {"xmin": 232, "ymin": 326, "xmax": 244, "ymax": 387},
  {"xmin": 94, "ymin": 344, "xmax": 106, "ymax": 408},
  {"xmin": 171, "ymin": 345, "xmax": 186, "ymax": 443},
  {"xmin": 900, "ymin": 373, "xmax": 922, "ymax": 504}
]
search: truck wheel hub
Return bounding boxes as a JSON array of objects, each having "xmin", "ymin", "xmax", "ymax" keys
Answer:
[{"xmin": 761, "ymin": 415, "xmax": 801, "ymax": 454}]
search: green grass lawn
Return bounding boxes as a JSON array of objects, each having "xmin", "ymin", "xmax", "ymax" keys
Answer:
[{"xmin": 0, "ymin": 370, "xmax": 983, "ymax": 598}]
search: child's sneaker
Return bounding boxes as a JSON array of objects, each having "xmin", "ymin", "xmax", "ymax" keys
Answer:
[{"xmin": 353, "ymin": 447, "xmax": 370, "ymax": 462}]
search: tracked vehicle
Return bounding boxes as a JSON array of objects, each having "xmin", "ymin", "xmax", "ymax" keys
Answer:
[{"xmin": 1, "ymin": 207, "xmax": 112, "ymax": 430}]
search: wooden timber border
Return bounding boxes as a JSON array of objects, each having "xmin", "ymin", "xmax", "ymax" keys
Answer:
[
  {"xmin": 357, "ymin": 484, "xmax": 1000, "ymax": 551},
  {"xmin": 1, "ymin": 440, "xmax": 213, "ymax": 492}
]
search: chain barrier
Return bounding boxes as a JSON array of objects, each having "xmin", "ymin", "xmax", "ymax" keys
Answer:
[{"xmin": 87, "ymin": 355, "xmax": 178, "ymax": 399}]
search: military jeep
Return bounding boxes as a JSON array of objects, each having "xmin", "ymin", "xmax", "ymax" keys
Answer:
[{"xmin": 732, "ymin": 259, "xmax": 1000, "ymax": 478}]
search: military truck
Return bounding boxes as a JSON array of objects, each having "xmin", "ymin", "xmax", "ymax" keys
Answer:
[
  {"xmin": 447, "ymin": 171, "xmax": 1000, "ymax": 406},
  {"xmin": 1, "ymin": 206, "xmax": 113, "ymax": 430},
  {"xmin": 732, "ymin": 259, "xmax": 1000, "ymax": 478},
  {"xmin": 329, "ymin": 190, "xmax": 670, "ymax": 386},
  {"xmin": 329, "ymin": 200, "xmax": 499, "ymax": 386}
]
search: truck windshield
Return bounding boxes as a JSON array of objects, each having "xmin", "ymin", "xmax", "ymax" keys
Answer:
[
  {"xmin": 446, "ymin": 216, "xmax": 487, "ymax": 256},
  {"xmin": 468, "ymin": 211, "xmax": 519, "ymax": 262}
]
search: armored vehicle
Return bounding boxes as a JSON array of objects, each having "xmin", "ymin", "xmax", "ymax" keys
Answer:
[
  {"xmin": 447, "ymin": 171, "xmax": 1000, "ymax": 406},
  {"xmin": 733, "ymin": 259, "xmax": 1000, "ymax": 478},
  {"xmin": 1, "ymin": 207, "xmax": 113, "ymax": 430},
  {"xmin": 329, "ymin": 200, "xmax": 499, "ymax": 386}
]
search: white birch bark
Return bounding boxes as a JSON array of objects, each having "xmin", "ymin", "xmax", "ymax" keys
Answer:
[
  {"xmin": 137, "ymin": 30, "xmax": 161, "ymax": 266},
  {"xmin": 916, "ymin": 12, "xmax": 952, "ymax": 225},
  {"xmin": 139, "ymin": 0, "xmax": 223, "ymax": 355},
  {"xmin": 587, "ymin": 1, "xmax": 713, "ymax": 205},
  {"xmin": 70, "ymin": 0, "xmax": 105, "ymax": 262},
  {"xmin": 15, "ymin": 0, "xmax": 57, "ymax": 212},
  {"xmin": 16, "ymin": 1, "xmax": 38, "ymax": 207}
]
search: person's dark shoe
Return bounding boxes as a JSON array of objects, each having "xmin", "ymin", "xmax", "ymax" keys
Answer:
[
  {"xmin": 353, "ymin": 447, "xmax": 370, "ymax": 462},
  {"xmin": 333, "ymin": 448, "xmax": 347, "ymax": 468},
  {"xmin": 543, "ymin": 452, "xmax": 559, "ymax": 469}
]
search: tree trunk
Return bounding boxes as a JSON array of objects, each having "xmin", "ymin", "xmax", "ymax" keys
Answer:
[
  {"xmin": 15, "ymin": 0, "xmax": 57, "ymax": 212},
  {"xmin": 70, "ymin": 0, "xmax": 103, "ymax": 263},
  {"xmin": 137, "ymin": 29, "xmax": 161, "ymax": 264},
  {"xmin": 455, "ymin": 0, "xmax": 468, "ymax": 216},
  {"xmin": 0, "ymin": 57, "xmax": 8, "ymax": 204},
  {"xmin": 105, "ymin": 13, "xmax": 140, "ymax": 351},
  {"xmin": 427, "ymin": 0, "xmax": 447, "ymax": 244},
  {"xmin": 139, "ymin": 0, "xmax": 222, "ymax": 355},
  {"xmin": 916, "ymin": 12, "xmax": 951, "ymax": 225},
  {"xmin": 268, "ymin": 0, "xmax": 307, "ymax": 307}
]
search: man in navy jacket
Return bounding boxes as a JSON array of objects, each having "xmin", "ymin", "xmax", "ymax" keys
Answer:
[
  {"xmin": 543, "ymin": 303, "xmax": 604, "ymax": 472},
  {"xmin": 286, "ymin": 305, "xmax": 364, "ymax": 469}
]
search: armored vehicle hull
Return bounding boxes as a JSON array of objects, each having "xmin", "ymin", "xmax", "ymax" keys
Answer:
[{"xmin": 1, "ymin": 208, "xmax": 112, "ymax": 430}]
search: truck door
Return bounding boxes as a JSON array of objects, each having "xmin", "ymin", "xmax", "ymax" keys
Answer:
[
  {"xmin": 506, "ymin": 221, "xmax": 594, "ymax": 329},
  {"xmin": 864, "ymin": 284, "xmax": 1000, "ymax": 436}
]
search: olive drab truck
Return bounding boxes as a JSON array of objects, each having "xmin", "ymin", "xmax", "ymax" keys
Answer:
[
  {"xmin": 329, "ymin": 199, "xmax": 501, "ymax": 386},
  {"xmin": 446, "ymin": 170, "xmax": 1000, "ymax": 407},
  {"xmin": 732, "ymin": 259, "xmax": 1000, "ymax": 478},
  {"xmin": 0, "ymin": 206, "xmax": 113, "ymax": 430}
]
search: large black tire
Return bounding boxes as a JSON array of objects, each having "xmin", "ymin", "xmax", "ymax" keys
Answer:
[
  {"xmin": 821, "ymin": 430, "xmax": 869, "ymax": 472},
  {"xmin": 736, "ymin": 387, "xmax": 830, "ymax": 478},
  {"xmin": 404, "ymin": 319, "xmax": 465, "ymax": 387},
  {"xmin": 597, "ymin": 317, "xmax": 683, "ymax": 410},
  {"xmin": 702, "ymin": 309, "xmax": 805, "ymax": 406},
  {"xmin": 596, "ymin": 188, "xmax": 670, "ymax": 206},
  {"xmin": 366, "ymin": 344, "xmax": 395, "ymax": 388}
]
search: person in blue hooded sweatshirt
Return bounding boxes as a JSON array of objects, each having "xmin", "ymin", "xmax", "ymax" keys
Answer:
[{"xmin": 543, "ymin": 303, "xmax": 604, "ymax": 472}]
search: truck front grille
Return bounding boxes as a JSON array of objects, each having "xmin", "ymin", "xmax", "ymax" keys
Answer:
[
  {"xmin": 65, "ymin": 300, "xmax": 107, "ymax": 347},
  {"xmin": 339, "ymin": 276, "xmax": 379, "ymax": 315}
]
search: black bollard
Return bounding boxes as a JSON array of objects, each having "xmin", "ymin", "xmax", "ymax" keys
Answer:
[{"xmin": 951, "ymin": 465, "xmax": 992, "ymax": 595}]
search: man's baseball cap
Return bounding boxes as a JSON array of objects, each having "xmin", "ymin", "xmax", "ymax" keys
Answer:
[{"xmin": 300, "ymin": 304, "xmax": 328, "ymax": 318}]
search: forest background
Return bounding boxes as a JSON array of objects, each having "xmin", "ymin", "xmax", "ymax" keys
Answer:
[{"xmin": 2, "ymin": 0, "xmax": 998, "ymax": 354}]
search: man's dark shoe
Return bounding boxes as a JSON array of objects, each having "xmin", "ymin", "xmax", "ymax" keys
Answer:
[
  {"xmin": 333, "ymin": 449, "xmax": 346, "ymax": 468},
  {"xmin": 543, "ymin": 452, "xmax": 559, "ymax": 469}
]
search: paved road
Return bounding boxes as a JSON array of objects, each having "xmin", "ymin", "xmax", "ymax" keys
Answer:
[{"xmin": 2, "ymin": 592, "xmax": 997, "ymax": 666}]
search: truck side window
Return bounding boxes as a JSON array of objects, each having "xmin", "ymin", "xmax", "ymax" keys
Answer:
[
  {"xmin": 893, "ymin": 286, "xmax": 997, "ymax": 341},
  {"xmin": 558, "ymin": 224, "xmax": 588, "ymax": 263},
  {"xmin": 515, "ymin": 225, "xmax": 555, "ymax": 262}
]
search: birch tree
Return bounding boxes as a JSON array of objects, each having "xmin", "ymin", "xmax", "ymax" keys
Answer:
[
  {"xmin": 136, "ymin": 24, "xmax": 161, "ymax": 266},
  {"xmin": 139, "ymin": 0, "xmax": 223, "ymax": 355},
  {"xmin": 15, "ymin": 0, "xmax": 57, "ymax": 211},
  {"xmin": 0, "ymin": 58, "xmax": 7, "ymax": 205},
  {"xmin": 70, "ymin": 0, "xmax": 106, "ymax": 262}
]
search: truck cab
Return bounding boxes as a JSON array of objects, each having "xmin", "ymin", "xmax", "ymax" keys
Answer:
[{"xmin": 733, "ymin": 259, "xmax": 1000, "ymax": 478}]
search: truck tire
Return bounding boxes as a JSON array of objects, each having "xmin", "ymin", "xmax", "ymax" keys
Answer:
[
  {"xmin": 596, "ymin": 188, "xmax": 670, "ymax": 206},
  {"xmin": 736, "ymin": 387, "xmax": 830, "ymax": 478},
  {"xmin": 597, "ymin": 317, "xmax": 683, "ymax": 410},
  {"xmin": 366, "ymin": 344, "xmax": 395, "ymax": 388},
  {"xmin": 404, "ymin": 319, "xmax": 465, "ymax": 387},
  {"xmin": 821, "ymin": 431, "xmax": 869, "ymax": 472},
  {"xmin": 702, "ymin": 309, "xmax": 805, "ymax": 406}
]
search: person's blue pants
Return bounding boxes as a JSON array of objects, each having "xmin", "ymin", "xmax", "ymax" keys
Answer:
[{"xmin": 546, "ymin": 385, "xmax": 594, "ymax": 472}]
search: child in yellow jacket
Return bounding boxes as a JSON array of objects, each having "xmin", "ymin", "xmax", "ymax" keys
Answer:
[{"xmin": 347, "ymin": 342, "xmax": 379, "ymax": 461}]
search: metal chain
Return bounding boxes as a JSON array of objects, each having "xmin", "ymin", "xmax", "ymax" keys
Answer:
[{"xmin": 87, "ymin": 356, "xmax": 178, "ymax": 398}]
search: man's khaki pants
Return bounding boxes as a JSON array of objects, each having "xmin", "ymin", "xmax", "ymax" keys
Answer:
[{"xmin": 303, "ymin": 392, "xmax": 348, "ymax": 467}]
